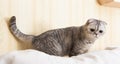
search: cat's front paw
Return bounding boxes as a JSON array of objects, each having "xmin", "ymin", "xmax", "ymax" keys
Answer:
[
  {"xmin": 69, "ymin": 52, "xmax": 79, "ymax": 57},
  {"xmin": 69, "ymin": 50, "xmax": 88, "ymax": 57}
]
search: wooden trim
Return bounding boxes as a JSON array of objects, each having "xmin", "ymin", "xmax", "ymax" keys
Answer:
[{"xmin": 98, "ymin": 0, "xmax": 120, "ymax": 8}]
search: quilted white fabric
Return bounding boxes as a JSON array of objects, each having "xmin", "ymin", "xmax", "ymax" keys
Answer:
[{"xmin": 0, "ymin": 47, "xmax": 120, "ymax": 64}]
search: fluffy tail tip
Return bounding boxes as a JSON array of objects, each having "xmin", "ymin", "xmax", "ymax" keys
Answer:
[{"xmin": 10, "ymin": 16, "xmax": 16, "ymax": 22}]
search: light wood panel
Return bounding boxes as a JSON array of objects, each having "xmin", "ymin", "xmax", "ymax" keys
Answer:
[
  {"xmin": 98, "ymin": 0, "xmax": 120, "ymax": 8},
  {"xmin": 0, "ymin": 0, "xmax": 120, "ymax": 55}
]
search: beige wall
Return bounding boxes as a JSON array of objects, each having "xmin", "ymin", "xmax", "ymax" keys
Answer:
[{"xmin": 0, "ymin": 0, "xmax": 120, "ymax": 55}]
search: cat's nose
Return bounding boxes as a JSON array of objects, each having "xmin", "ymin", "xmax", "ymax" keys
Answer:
[
  {"xmin": 94, "ymin": 33, "xmax": 98, "ymax": 37},
  {"xmin": 95, "ymin": 34, "xmax": 97, "ymax": 35}
]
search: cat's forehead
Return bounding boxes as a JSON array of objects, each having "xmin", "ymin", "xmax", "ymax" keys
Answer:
[
  {"xmin": 89, "ymin": 21, "xmax": 105, "ymax": 26},
  {"xmin": 86, "ymin": 19, "xmax": 107, "ymax": 26},
  {"xmin": 88, "ymin": 22, "xmax": 106, "ymax": 29}
]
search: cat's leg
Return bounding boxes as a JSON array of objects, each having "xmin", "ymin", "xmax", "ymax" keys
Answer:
[
  {"xmin": 69, "ymin": 41, "xmax": 90, "ymax": 56},
  {"xmin": 69, "ymin": 49, "xmax": 88, "ymax": 57},
  {"xmin": 44, "ymin": 41, "xmax": 63, "ymax": 56},
  {"xmin": 32, "ymin": 37, "xmax": 63, "ymax": 56}
]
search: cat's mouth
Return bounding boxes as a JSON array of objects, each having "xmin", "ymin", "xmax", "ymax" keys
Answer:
[
  {"xmin": 95, "ymin": 35, "xmax": 99, "ymax": 38},
  {"xmin": 91, "ymin": 34, "xmax": 99, "ymax": 38},
  {"xmin": 87, "ymin": 34, "xmax": 98, "ymax": 40}
]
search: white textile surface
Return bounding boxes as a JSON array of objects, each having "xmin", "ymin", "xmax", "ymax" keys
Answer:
[{"xmin": 0, "ymin": 47, "xmax": 120, "ymax": 64}]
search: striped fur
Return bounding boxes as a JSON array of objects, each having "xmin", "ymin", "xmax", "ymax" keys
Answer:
[{"xmin": 9, "ymin": 16, "xmax": 107, "ymax": 57}]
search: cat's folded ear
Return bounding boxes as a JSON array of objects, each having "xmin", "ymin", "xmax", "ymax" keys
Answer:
[
  {"xmin": 86, "ymin": 19, "xmax": 95, "ymax": 25},
  {"xmin": 101, "ymin": 21, "xmax": 107, "ymax": 25},
  {"xmin": 86, "ymin": 18, "xmax": 107, "ymax": 25}
]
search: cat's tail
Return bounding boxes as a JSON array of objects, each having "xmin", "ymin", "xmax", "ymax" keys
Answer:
[{"xmin": 9, "ymin": 16, "xmax": 34, "ymax": 43}]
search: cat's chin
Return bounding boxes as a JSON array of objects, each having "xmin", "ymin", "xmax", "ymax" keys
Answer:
[
  {"xmin": 90, "ymin": 36, "xmax": 98, "ymax": 41},
  {"xmin": 87, "ymin": 34, "xmax": 98, "ymax": 40}
]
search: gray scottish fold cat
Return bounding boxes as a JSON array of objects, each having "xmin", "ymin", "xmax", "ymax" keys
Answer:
[{"xmin": 9, "ymin": 16, "xmax": 107, "ymax": 57}]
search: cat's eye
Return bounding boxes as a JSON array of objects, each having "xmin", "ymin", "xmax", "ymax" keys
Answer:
[
  {"xmin": 99, "ymin": 30, "xmax": 103, "ymax": 33},
  {"xmin": 90, "ymin": 29, "xmax": 95, "ymax": 32}
]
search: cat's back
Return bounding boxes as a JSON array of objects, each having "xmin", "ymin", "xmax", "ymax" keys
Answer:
[{"xmin": 34, "ymin": 27, "xmax": 77, "ymax": 39}]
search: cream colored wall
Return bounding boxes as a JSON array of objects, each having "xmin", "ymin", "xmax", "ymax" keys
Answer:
[{"xmin": 0, "ymin": 0, "xmax": 120, "ymax": 55}]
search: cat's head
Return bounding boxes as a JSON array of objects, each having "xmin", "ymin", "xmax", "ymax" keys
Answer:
[{"xmin": 83, "ymin": 18, "xmax": 107, "ymax": 41}]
